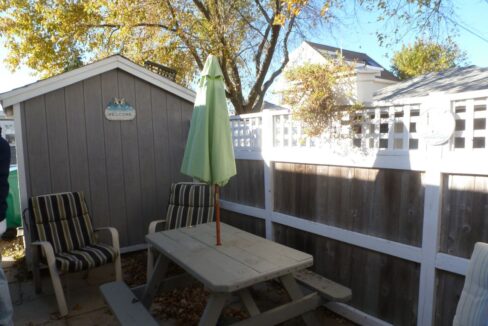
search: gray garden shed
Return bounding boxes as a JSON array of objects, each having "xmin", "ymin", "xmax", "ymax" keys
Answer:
[{"xmin": 0, "ymin": 55, "xmax": 195, "ymax": 249}]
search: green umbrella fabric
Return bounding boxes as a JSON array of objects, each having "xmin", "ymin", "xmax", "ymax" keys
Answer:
[{"xmin": 181, "ymin": 55, "xmax": 236, "ymax": 186}]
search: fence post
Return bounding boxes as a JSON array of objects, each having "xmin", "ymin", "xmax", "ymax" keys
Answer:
[
  {"xmin": 417, "ymin": 95, "xmax": 450, "ymax": 325},
  {"xmin": 417, "ymin": 162, "xmax": 442, "ymax": 326},
  {"xmin": 262, "ymin": 110, "xmax": 274, "ymax": 240}
]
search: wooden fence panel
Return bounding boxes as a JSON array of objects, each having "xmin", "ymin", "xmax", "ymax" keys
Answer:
[
  {"xmin": 220, "ymin": 159, "xmax": 265, "ymax": 208},
  {"xmin": 274, "ymin": 162, "xmax": 424, "ymax": 246},
  {"xmin": 273, "ymin": 223, "xmax": 420, "ymax": 325},
  {"xmin": 434, "ymin": 270, "xmax": 464, "ymax": 326},
  {"xmin": 221, "ymin": 209, "xmax": 265, "ymax": 237},
  {"xmin": 440, "ymin": 174, "xmax": 488, "ymax": 258}
]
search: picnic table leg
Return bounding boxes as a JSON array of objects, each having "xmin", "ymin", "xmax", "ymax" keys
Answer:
[
  {"xmin": 280, "ymin": 274, "xmax": 320, "ymax": 326},
  {"xmin": 199, "ymin": 292, "xmax": 230, "ymax": 326},
  {"xmin": 141, "ymin": 254, "xmax": 170, "ymax": 308},
  {"xmin": 238, "ymin": 289, "xmax": 260, "ymax": 316}
]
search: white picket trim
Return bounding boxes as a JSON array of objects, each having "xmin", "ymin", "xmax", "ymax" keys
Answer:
[
  {"xmin": 220, "ymin": 200, "xmax": 266, "ymax": 220},
  {"xmin": 435, "ymin": 253, "xmax": 469, "ymax": 276},
  {"xmin": 271, "ymin": 212, "xmax": 423, "ymax": 263}
]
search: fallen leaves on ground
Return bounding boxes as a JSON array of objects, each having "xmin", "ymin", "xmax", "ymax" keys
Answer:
[
  {"xmin": 151, "ymin": 285, "xmax": 208, "ymax": 325},
  {"xmin": 0, "ymin": 236, "xmax": 25, "ymax": 260},
  {"xmin": 121, "ymin": 251, "xmax": 248, "ymax": 325},
  {"xmin": 121, "ymin": 251, "xmax": 354, "ymax": 325}
]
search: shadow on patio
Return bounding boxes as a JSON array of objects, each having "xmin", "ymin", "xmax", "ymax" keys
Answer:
[{"xmin": 2, "ymin": 237, "xmax": 355, "ymax": 326}]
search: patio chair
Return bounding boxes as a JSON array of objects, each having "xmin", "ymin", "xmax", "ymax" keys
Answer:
[
  {"xmin": 146, "ymin": 182, "xmax": 214, "ymax": 276},
  {"xmin": 24, "ymin": 191, "xmax": 122, "ymax": 316},
  {"xmin": 453, "ymin": 242, "xmax": 488, "ymax": 326}
]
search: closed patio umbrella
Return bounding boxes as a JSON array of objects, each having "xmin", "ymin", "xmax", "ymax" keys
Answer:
[{"xmin": 181, "ymin": 55, "xmax": 236, "ymax": 245}]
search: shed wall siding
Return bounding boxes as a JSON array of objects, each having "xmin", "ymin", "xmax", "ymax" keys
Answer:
[{"xmin": 21, "ymin": 68, "xmax": 192, "ymax": 246}]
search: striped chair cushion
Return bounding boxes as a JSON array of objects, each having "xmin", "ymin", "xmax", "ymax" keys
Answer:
[
  {"xmin": 165, "ymin": 183, "xmax": 214, "ymax": 230},
  {"xmin": 55, "ymin": 243, "xmax": 116, "ymax": 273},
  {"xmin": 453, "ymin": 242, "xmax": 488, "ymax": 326},
  {"xmin": 29, "ymin": 192, "xmax": 95, "ymax": 254}
]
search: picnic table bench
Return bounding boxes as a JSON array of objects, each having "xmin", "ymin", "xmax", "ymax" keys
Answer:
[{"xmin": 101, "ymin": 222, "xmax": 351, "ymax": 326}]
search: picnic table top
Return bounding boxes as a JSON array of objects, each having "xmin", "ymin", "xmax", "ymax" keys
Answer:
[{"xmin": 145, "ymin": 222, "xmax": 313, "ymax": 292}]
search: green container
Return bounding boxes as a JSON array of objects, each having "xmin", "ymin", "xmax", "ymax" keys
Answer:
[{"xmin": 6, "ymin": 166, "xmax": 21, "ymax": 228}]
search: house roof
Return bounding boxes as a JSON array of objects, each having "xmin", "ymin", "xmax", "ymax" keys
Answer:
[
  {"xmin": 373, "ymin": 65, "xmax": 488, "ymax": 102},
  {"xmin": 262, "ymin": 101, "xmax": 288, "ymax": 111},
  {"xmin": 305, "ymin": 41, "xmax": 398, "ymax": 82},
  {"xmin": 0, "ymin": 55, "xmax": 196, "ymax": 108}
]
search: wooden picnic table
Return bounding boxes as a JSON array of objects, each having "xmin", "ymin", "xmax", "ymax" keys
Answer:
[{"xmin": 141, "ymin": 222, "xmax": 321, "ymax": 326}]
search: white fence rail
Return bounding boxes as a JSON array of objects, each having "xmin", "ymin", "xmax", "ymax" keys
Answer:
[{"xmin": 226, "ymin": 92, "xmax": 488, "ymax": 326}]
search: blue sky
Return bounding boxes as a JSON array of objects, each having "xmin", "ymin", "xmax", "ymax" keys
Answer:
[
  {"xmin": 309, "ymin": 0, "xmax": 488, "ymax": 70},
  {"xmin": 1, "ymin": 1, "xmax": 488, "ymax": 94}
]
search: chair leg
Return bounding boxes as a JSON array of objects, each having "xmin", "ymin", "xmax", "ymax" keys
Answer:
[
  {"xmin": 114, "ymin": 253, "xmax": 122, "ymax": 282},
  {"xmin": 32, "ymin": 242, "xmax": 69, "ymax": 316},
  {"xmin": 146, "ymin": 247, "xmax": 155, "ymax": 279},
  {"xmin": 31, "ymin": 248, "xmax": 42, "ymax": 294},
  {"xmin": 47, "ymin": 263, "xmax": 68, "ymax": 316}
]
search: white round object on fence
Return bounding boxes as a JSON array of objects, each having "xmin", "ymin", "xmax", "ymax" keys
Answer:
[{"xmin": 418, "ymin": 108, "xmax": 455, "ymax": 146}]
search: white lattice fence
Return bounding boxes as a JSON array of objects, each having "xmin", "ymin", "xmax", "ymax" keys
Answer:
[
  {"xmin": 230, "ymin": 114, "xmax": 262, "ymax": 151},
  {"xmin": 452, "ymin": 97, "xmax": 488, "ymax": 150},
  {"xmin": 267, "ymin": 105, "xmax": 424, "ymax": 153}
]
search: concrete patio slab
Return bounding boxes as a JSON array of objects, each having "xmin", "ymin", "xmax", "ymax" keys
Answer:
[{"xmin": 3, "ymin": 251, "xmax": 354, "ymax": 326}]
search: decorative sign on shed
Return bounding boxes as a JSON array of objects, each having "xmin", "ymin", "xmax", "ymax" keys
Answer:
[{"xmin": 105, "ymin": 97, "xmax": 136, "ymax": 121}]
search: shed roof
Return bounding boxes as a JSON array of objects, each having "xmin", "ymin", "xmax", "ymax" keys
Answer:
[
  {"xmin": 0, "ymin": 55, "xmax": 195, "ymax": 108},
  {"xmin": 373, "ymin": 65, "xmax": 488, "ymax": 102},
  {"xmin": 305, "ymin": 41, "xmax": 398, "ymax": 82}
]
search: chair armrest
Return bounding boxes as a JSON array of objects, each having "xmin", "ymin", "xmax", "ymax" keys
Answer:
[
  {"xmin": 31, "ymin": 241, "xmax": 56, "ymax": 266},
  {"xmin": 94, "ymin": 227, "xmax": 120, "ymax": 252},
  {"xmin": 148, "ymin": 220, "xmax": 166, "ymax": 234}
]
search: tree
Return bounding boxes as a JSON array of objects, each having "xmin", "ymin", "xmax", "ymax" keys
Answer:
[
  {"xmin": 391, "ymin": 39, "xmax": 465, "ymax": 80},
  {"xmin": 279, "ymin": 59, "xmax": 361, "ymax": 137},
  {"xmin": 0, "ymin": 0, "xmax": 453, "ymax": 114}
]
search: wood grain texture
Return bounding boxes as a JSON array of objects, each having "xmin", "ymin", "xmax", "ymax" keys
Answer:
[
  {"xmin": 166, "ymin": 93, "xmax": 185, "ymax": 183},
  {"xmin": 101, "ymin": 69, "xmax": 128, "ymax": 246},
  {"xmin": 150, "ymin": 87, "xmax": 171, "ymax": 221},
  {"xmin": 83, "ymin": 75, "xmax": 110, "ymax": 228},
  {"xmin": 146, "ymin": 222, "xmax": 312, "ymax": 292},
  {"xmin": 44, "ymin": 88, "xmax": 71, "ymax": 192},
  {"xmin": 220, "ymin": 160, "xmax": 265, "ymax": 208},
  {"xmin": 21, "ymin": 68, "xmax": 193, "ymax": 246},
  {"xmin": 434, "ymin": 270, "xmax": 464, "ymax": 326},
  {"xmin": 440, "ymin": 174, "xmax": 488, "ymax": 258},
  {"xmin": 24, "ymin": 96, "xmax": 52, "ymax": 195},
  {"xmin": 273, "ymin": 223, "xmax": 420, "ymax": 326},
  {"xmin": 273, "ymin": 162, "xmax": 424, "ymax": 246},
  {"xmin": 221, "ymin": 209, "xmax": 265, "ymax": 237},
  {"xmin": 64, "ymin": 83, "xmax": 91, "ymax": 200},
  {"xmin": 135, "ymin": 78, "xmax": 158, "ymax": 236},
  {"xmin": 117, "ymin": 70, "xmax": 144, "ymax": 245}
]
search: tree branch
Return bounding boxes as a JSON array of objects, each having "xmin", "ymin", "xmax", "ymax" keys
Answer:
[
  {"xmin": 262, "ymin": 16, "xmax": 295, "ymax": 93},
  {"xmin": 245, "ymin": 18, "xmax": 281, "ymax": 111},
  {"xmin": 192, "ymin": 0, "xmax": 211, "ymax": 20},
  {"xmin": 254, "ymin": 0, "xmax": 271, "ymax": 24},
  {"xmin": 164, "ymin": 0, "xmax": 204, "ymax": 69},
  {"xmin": 83, "ymin": 23, "xmax": 177, "ymax": 32},
  {"xmin": 254, "ymin": 24, "xmax": 271, "ymax": 75},
  {"xmin": 253, "ymin": 16, "xmax": 295, "ymax": 112}
]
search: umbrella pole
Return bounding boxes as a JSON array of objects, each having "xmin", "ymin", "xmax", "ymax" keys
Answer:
[{"xmin": 215, "ymin": 185, "xmax": 222, "ymax": 246}]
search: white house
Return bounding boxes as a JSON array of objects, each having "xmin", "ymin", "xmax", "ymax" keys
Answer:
[{"xmin": 270, "ymin": 41, "xmax": 398, "ymax": 106}]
